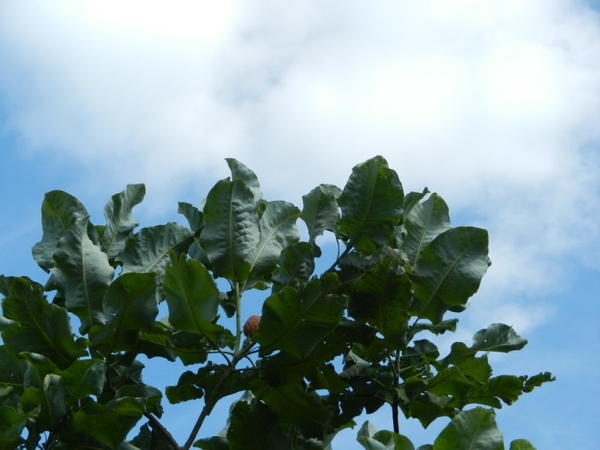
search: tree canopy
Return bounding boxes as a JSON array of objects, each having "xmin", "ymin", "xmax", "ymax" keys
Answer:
[{"xmin": 0, "ymin": 156, "xmax": 553, "ymax": 449}]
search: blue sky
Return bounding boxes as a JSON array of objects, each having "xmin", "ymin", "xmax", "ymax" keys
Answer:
[{"xmin": 0, "ymin": 1, "xmax": 599, "ymax": 448}]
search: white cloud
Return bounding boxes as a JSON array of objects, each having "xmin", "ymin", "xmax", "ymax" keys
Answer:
[{"xmin": 1, "ymin": 0, "xmax": 599, "ymax": 332}]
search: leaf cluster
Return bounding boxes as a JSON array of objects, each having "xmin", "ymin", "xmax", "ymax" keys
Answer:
[{"xmin": 0, "ymin": 157, "xmax": 553, "ymax": 450}]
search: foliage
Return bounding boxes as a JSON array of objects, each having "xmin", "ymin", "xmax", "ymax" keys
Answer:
[{"xmin": 0, "ymin": 156, "xmax": 553, "ymax": 449}]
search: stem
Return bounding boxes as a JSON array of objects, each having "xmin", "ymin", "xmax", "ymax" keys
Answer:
[
  {"xmin": 391, "ymin": 401, "xmax": 399, "ymax": 434},
  {"xmin": 144, "ymin": 412, "xmax": 182, "ymax": 450},
  {"xmin": 182, "ymin": 340, "xmax": 252, "ymax": 450},
  {"xmin": 233, "ymin": 282, "xmax": 242, "ymax": 353}
]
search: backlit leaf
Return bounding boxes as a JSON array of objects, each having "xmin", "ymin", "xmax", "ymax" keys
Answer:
[
  {"xmin": 100, "ymin": 184, "xmax": 145, "ymax": 260},
  {"xmin": 410, "ymin": 227, "xmax": 490, "ymax": 324},
  {"xmin": 53, "ymin": 216, "xmax": 115, "ymax": 334},
  {"xmin": 338, "ymin": 156, "xmax": 404, "ymax": 254}
]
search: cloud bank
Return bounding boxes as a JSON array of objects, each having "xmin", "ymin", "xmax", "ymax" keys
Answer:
[{"xmin": 1, "ymin": 0, "xmax": 599, "ymax": 332}]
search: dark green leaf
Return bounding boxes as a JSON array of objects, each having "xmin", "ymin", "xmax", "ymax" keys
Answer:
[
  {"xmin": 272, "ymin": 242, "xmax": 316, "ymax": 292},
  {"xmin": 338, "ymin": 156, "xmax": 404, "ymax": 254},
  {"xmin": 0, "ymin": 405, "xmax": 28, "ymax": 443},
  {"xmin": 357, "ymin": 421, "xmax": 415, "ymax": 450},
  {"xmin": 227, "ymin": 397, "xmax": 290, "ymax": 450},
  {"xmin": 194, "ymin": 436, "xmax": 230, "ymax": 450},
  {"xmin": 0, "ymin": 277, "xmax": 84, "ymax": 369},
  {"xmin": 178, "ymin": 201, "xmax": 205, "ymax": 232},
  {"xmin": 118, "ymin": 223, "xmax": 194, "ymax": 285},
  {"xmin": 200, "ymin": 178, "xmax": 260, "ymax": 281},
  {"xmin": 401, "ymin": 193, "xmax": 451, "ymax": 266},
  {"xmin": 52, "ymin": 216, "xmax": 115, "ymax": 334},
  {"xmin": 250, "ymin": 378, "xmax": 335, "ymax": 436},
  {"xmin": 68, "ymin": 397, "xmax": 146, "ymax": 448},
  {"xmin": 433, "ymin": 408, "xmax": 503, "ymax": 450},
  {"xmin": 410, "ymin": 227, "xmax": 490, "ymax": 324},
  {"xmin": 163, "ymin": 254, "xmax": 223, "ymax": 344},
  {"xmin": 254, "ymin": 273, "xmax": 347, "ymax": 359},
  {"xmin": 247, "ymin": 200, "xmax": 300, "ymax": 281},
  {"xmin": 509, "ymin": 439, "xmax": 536, "ymax": 450},
  {"xmin": 442, "ymin": 324, "xmax": 528, "ymax": 366},
  {"xmin": 226, "ymin": 158, "xmax": 262, "ymax": 201},
  {"xmin": 100, "ymin": 184, "xmax": 146, "ymax": 260},
  {"xmin": 348, "ymin": 256, "xmax": 412, "ymax": 339},
  {"xmin": 89, "ymin": 272, "xmax": 158, "ymax": 354},
  {"xmin": 402, "ymin": 188, "xmax": 430, "ymax": 220},
  {"xmin": 301, "ymin": 184, "xmax": 342, "ymax": 246},
  {"xmin": 523, "ymin": 372, "xmax": 555, "ymax": 392},
  {"xmin": 32, "ymin": 191, "xmax": 89, "ymax": 272},
  {"xmin": 0, "ymin": 346, "xmax": 25, "ymax": 395},
  {"xmin": 61, "ymin": 359, "xmax": 106, "ymax": 400}
]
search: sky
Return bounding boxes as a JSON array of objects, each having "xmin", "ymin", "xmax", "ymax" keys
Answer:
[{"xmin": 0, "ymin": 0, "xmax": 599, "ymax": 448}]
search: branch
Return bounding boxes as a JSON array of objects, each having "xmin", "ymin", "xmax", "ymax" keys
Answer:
[
  {"xmin": 144, "ymin": 412, "xmax": 182, "ymax": 450},
  {"xmin": 182, "ymin": 340, "xmax": 252, "ymax": 450}
]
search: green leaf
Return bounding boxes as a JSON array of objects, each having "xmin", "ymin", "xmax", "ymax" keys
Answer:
[
  {"xmin": 254, "ymin": 273, "xmax": 347, "ymax": 359},
  {"xmin": 227, "ymin": 397, "xmax": 290, "ymax": 450},
  {"xmin": 0, "ymin": 405, "xmax": 28, "ymax": 444},
  {"xmin": 401, "ymin": 193, "xmax": 451, "ymax": 266},
  {"xmin": 118, "ymin": 223, "xmax": 194, "ymax": 283},
  {"xmin": 0, "ymin": 277, "xmax": 84, "ymax": 369},
  {"xmin": 348, "ymin": 255, "xmax": 412, "ymax": 339},
  {"xmin": 272, "ymin": 242, "xmax": 316, "ymax": 292},
  {"xmin": 68, "ymin": 397, "xmax": 146, "ymax": 448},
  {"xmin": 410, "ymin": 227, "xmax": 490, "ymax": 324},
  {"xmin": 357, "ymin": 420, "xmax": 415, "ymax": 450},
  {"xmin": 61, "ymin": 359, "xmax": 106, "ymax": 400},
  {"xmin": 178, "ymin": 201, "xmax": 205, "ymax": 232},
  {"xmin": 247, "ymin": 200, "xmax": 301, "ymax": 281},
  {"xmin": 226, "ymin": 158, "xmax": 262, "ymax": 200},
  {"xmin": 338, "ymin": 156, "xmax": 404, "ymax": 254},
  {"xmin": 52, "ymin": 216, "xmax": 115, "ymax": 334},
  {"xmin": 442, "ymin": 324, "xmax": 528, "ymax": 366},
  {"xmin": 433, "ymin": 408, "xmax": 503, "ymax": 450},
  {"xmin": 194, "ymin": 436, "xmax": 230, "ymax": 450},
  {"xmin": 89, "ymin": 272, "xmax": 158, "ymax": 354},
  {"xmin": 402, "ymin": 188, "xmax": 430, "ymax": 220},
  {"xmin": 301, "ymin": 184, "xmax": 342, "ymax": 246},
  {"xmin": 200, "ymin": 178, "xmax": 261, "ymax": 281},
  {"xmin": 100, "ymin": 184, "xmax": 146, "ymax": 260},
  {"xmin": 32, "ymin": 190, "xmax": 90, "ymax": 272},
  {"xmin": 509, "ymin": 439, "xmax": 536, "ymax": 450},
  {"xmin": 250, "ymin": 378, "xmax": 335, "ymax": 437},
  {"xmin": 163, "ymin": 254, "xmax": 222, "ymax": 341},
  {"xmin": 0, "ymin": 346, "xmax": 25, "ymax": 395}
]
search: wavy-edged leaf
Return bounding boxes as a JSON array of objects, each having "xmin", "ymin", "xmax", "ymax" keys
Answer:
[
  {"xmin": 179, "ymin": 201, "xmax": 205, "ymax": 232},
  {"xmin": 0, "ymin": 405, "xmax": 29, "ymax": 444},
  {"xmin": 272, "ymin": 242, "xmax": 316, "ymax": 293},
  {"xmin": 227, "ymin": 397, "xmax": 291, "ymax": 450},
  {"xmin": 433, "ymin": 407, "xmax": 503, "ymax": 450},
  {"xmin": 357, "ymin": 421, "xmax": 415, "ymax": 450},
  {"xmin": 89, "ymin": 272, "xmax": 158, "ymax": 354},
  {"xmin": 52, "ymin": 216, "xmax": 114, "ymax": 334},
  {"xmin": 200, "ymin": 179, "xmax": 260, "ymax": 281},
  {"xmin": 118, "ymin": 222, "xmax": 193, "ymax": 291},
  {"xmin": 509, "ymin": 439, "xmax": 536, "ymax": 450},
  {"xmin": 163, "ymin": 254, "xmax": 223, "ymax": 343},
  {"xmin": 348, "ymin": 255, "xmax": 412, "ymax": 339},
  {"xmin": 301, "ymin": 184, "xmax": 342, "ymax": 246},
  {"xmin": 226, "ymin": 158, "xmax": 262, "ymax": 201},
  {"xmin": 100, "ymin": 184, "xmax": 145, "ymax": 260},
  {"xmin": 401, "ymin": 193, "xmax": 451, "ymax": 266},
  {"xmin": 67, "ymin": 397, "xmax": 146, "ymax": 448},
  {"xmin": 0, "ymin": 277, "xmax": 84, "ymax": 369},
  {"xmin": 410, "ymin": 227, "xmax": 490, "ymax": 324},
  {"xmin": 247, "ymin": 200, "xmax": 300, "ymax": 281},
  {"xmin": 253, "ymin": 273, "xmax": 347, "ymax": 359},
  {"xmin": 441, "ymin": 324, "xmax": 528, "ymax": 367},
  {"xmin": 338, "ymin": 156, "xmax": 404, "ymax": 254},
  {"xmin": 32, "ymin": 190, "xmax": 89, "ymax": 272}
]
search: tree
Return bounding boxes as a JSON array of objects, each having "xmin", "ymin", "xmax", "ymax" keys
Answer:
[{"xmin": 0, "ymin": 156, "xmax": 553, "ymax": 449}]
